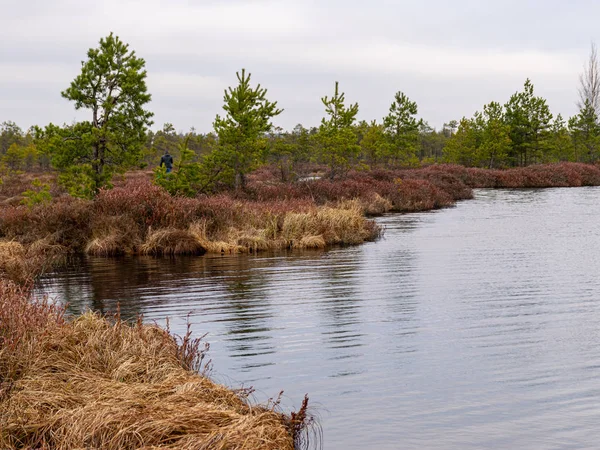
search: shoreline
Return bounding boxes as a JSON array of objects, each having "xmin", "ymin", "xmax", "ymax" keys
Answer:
[
  {"xmin": 6, "ymin": 162, "xmax": 600, "ymax": 267},
  {"xmin": 3, "ymin": 162, "xmax": 600, "ymax": 448},
  {"xmin": 0, "ymin": 280, "xmax": 312, "ymax": 449}
]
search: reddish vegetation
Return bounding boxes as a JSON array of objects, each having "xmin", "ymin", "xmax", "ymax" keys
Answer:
[
  {"xmin": 416, "ymin": 162, "xmax": 600, "ymax": 189},
  {"xmin": 2, "ymin": 162, "xmax": 600, "ymax": 274},
  {"xmin": 244, "ymin": 162, "xmax": 600, "ymax": 210},
  {"xmin": 0, "ymin": 176, "xmax": 380, "ymax": 267}
]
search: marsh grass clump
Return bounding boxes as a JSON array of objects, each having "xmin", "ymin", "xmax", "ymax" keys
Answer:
[
  {"xmin": 282, "ymin": 200, "xmax": 379, "ymax": 247},
  {"xmin": 359, "ymin": 192, "xmax": 393, "ymax": 215},
  {"xmin": 85, "ymin": 231, "xmax": 131, "ymax": 256},
  {"xmin": 0, "ymin": 281, "xmax": 313, "ymax": 450},
  {"xmin": 140, "ymin": 228, "xmax": 207, "ymax": 256},
  {"xmin": 0, "ymin": 281, "xmax": 65, "ymax": 383},
  {"xmin": 0, "ymin": 239, "xmax": 66, "ymax": 284}
]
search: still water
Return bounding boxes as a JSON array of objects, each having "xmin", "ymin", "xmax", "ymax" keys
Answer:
[{"xmin": 38, "ymin": 188, "xmax": 600, "ymax": 449}]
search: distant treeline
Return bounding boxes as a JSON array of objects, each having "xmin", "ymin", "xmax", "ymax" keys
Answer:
[{"xmin": 2, "ymin": 34, "xmax": 600, "ymax": 198}]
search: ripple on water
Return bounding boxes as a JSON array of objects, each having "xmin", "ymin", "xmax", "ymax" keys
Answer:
[{"xmin": 38, "ymin": 187, "xmax": 600, "ymax": 449}]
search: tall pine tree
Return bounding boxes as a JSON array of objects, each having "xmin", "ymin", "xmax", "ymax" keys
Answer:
[
  {"xmin": 315, "ymin": 81, "xmax": 360, "ymax": 178},
  {"xmin": 59, "ymin": 33, "xmax": 153, "ymax": 194},
  {"xmin": 383, "ymin": 91, "xmax": 422, "ymax": 165},
  {"xmin": 213, "ymin": 69, "xmax": 282, "ymax": 189}
]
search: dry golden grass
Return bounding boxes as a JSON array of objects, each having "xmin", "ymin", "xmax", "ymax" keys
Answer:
[
  {"xmin": 0, "ymin": 239, "xmax": 66, "ymax": 284},
  {"xmin": 0, "ymin": 282, "xmax": 311, "ymax": 449},
  {"xmin": 0, "ymin": 240, "xmax": 23, "ymax": 258},
  {"xmin": 86, "ymin": 232, "xmax": 127, "ymax": 256},
  {"xmin": 282, "ymin": 200, "xmax": 378, "ymax": 247},
  {"xmin": 235, "ymin": 231, "xmax": 272, "ymax": 252},
  {"xmin": 186, "ymin": 203, "xmax": 380, "ymax": 254},
  {"xmin": 360, "ymin": 193, "xmax": 393, "ymax": 216},
  {"xmin": 293, "ymin": 235, "xmax": 326, "ymax": 250},
  {"xmin": 188, "ymin": 220, "xmax": 244, "ymax": 254},
  {"xmin": 140, "ymin": 228, "xmax": 207, "ymax": 256},
  {"xmin": 86, "ymin": 216, "xmax": 142, "ymax": 256}
]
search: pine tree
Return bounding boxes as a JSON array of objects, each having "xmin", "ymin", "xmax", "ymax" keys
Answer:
[
  {"xmin": 59, "ymin": 33, "xmax": 153, "ymax": 194},
  {"xmin": 357, "ymin": 120, "xmax": 389, "ymax": 167},
  {"xmin": 478, "ymin": 102, "xmax": 511, "ymax": 168},
  {"xmin": 212, "ymin": 69, "xmax": 282, "ymax": 190},
  {"xmin": 569, "ymin": 100, "xmax": 600, "ymax": 162},
  {"xmin": 546, "ymin": 115, "xmax": 574, "ymax": 162},
  {"xmin": 315, "ymin": 81, "xmax": 360, "ymax": 178},
  {"xmin": 443, "ymin": 117, "xmax": 481, "ymax": 166},
  {"xmin": 504, "ymin": 79, "xmax": 552, "ymax": 166},
  {"xmin": 383, "ymin": 91, "xmax": 422, "ymax": 165}
]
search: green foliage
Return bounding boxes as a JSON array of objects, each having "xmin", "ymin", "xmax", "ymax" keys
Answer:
[
  {"xmin": 264, "ymin": 124, "xmax": 317, "ymax": 181},
  {"xmin": 545, "ymin": 115, "xmax": 575, "ymax": 162},
  {"xmin": 150, "ymin": 123, "xmax": 180, "ymax": 161},
  {"xmin": 383, "ymin": 91, "xmax": 422, "ymax": 164},
  {"xmin": 504, "ymin": 79, "xmax": 553, "ymax": 166},
  {"xmin": 266, "ymin": 127, "xmax": 296, "ymax": 181},
  {"xmin": 443, "ymin": 117, "xmax": 481, "ymax": 166},
  {"xmin": 417, "ymin": 121, "xmax": 447, "ymax": 163},
  {"xmin": 142, "ymin": 127, "xmax": 217, "ymax": 170},
  {"xmin": 8, "ymin": 71, "xmax": 600, "ymax": 176},
  {"xmin": 315, "ymin": 81, "xmax": 360, "ymax": 178},
  {"xmin": 0, "ymin": 121, "xmax": 24, "ymax": 156},
  {"xmin": 0, "ymin": 162, "xmax": 7, "ymax": 187},
  {"xmin": 212, "ymin": 68, "xmax": 282, "ymax": 189},
  {"xmin": 478, "ymin": 102, "xmax": 511, "ymax": 168},
  {"xmin": 443, "ymin": 120, "xmax": 459, "ymax": 137},
  {"xmin": 154, "ymin": 136, "xmax": 205, "ymax": 197},
  {"xmin": 569, "ymin": 100, "xmax": 600, "ymax": 162},
  {"xmin": 21, "ymin": 178, "xmax": 52, "ymax": 207},
  {"xmin": 444, "ymin": 81, "xmax": 558, "ymax": 168},
  {"xmin": 2, "ymin": 143, "xmax": 39, "ymax": 171},
  {"xmin": 57, "ymin": 165, "xmax": 99, "ymax": 199},
  {"xmin": 357, "ymin": 120, "xmax": 389, "ymax": 167},
  {"xmin": 59, "ymin": 33, "xmax": 153, "ymax": 194}
]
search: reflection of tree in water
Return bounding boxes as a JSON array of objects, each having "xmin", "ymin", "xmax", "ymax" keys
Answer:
[
  {"xmin": 85, "ymin": 256, "xmax": 190, "ymax": 319},
  {"xmin": 191, "ymin": 255, "xmax": 277, "ymax": 371},
  {"xmin": 316, "ymin": 249, "xmax": 365, "ymax": 359},
  {"xmin": 378, "ymin": 214, "xmax": 424, "ymax": 355},
  {"xmin": 42, "ymin": 253, "xmax": 280, "ymax": 369},
  {"xmin": 37, "ymin": 257, "xmax": 94, "ymax": 316},
  {"xmin": 44, "ymin": 256, "xmax": 204, "ymax": 319}
]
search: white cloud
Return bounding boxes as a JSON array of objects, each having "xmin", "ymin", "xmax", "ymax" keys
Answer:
[
  {"xmin": 0, "ymin": 63, "xmax": 76, "ymax": 85},
  {"xmin": 148, "ymin": 73, "xmax": 225, "ymax": 100},
  {"xmin": 0, "ymin": 0, "xmax": 593, "ymax": 131}
]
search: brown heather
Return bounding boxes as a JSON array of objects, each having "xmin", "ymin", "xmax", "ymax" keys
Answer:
[
  {"xmin": 2, "ymin": 163, "xmax": 600, "ymax": 278},
  {"xmin": 0, "ymin": 177, "xmax": 382, "ymax": 267}
]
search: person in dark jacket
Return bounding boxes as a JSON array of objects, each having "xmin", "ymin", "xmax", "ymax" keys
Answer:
[{"xmin": 160, "ymin": 150, "xmax": 174, "ymax": 173}]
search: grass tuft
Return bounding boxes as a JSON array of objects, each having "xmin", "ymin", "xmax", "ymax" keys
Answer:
[
  {"xmin": 0, "ymin": 281, "xmax": 314, "ymax": 450},
  {"xmin": 140, "ymin": 228, "xmax": 207, "ymax": 256}
]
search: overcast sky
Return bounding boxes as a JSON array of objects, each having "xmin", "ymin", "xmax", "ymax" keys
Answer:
[{"xmin": 1, "ymin": 0, "xmax": 598, "ymax": 133}]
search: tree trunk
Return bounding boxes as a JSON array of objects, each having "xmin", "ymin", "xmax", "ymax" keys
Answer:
[
  {"xmin": 235, "ymin": 171, "xmax": 246, "ymax": 190},
  {"xmin": 92, "ymin": 142, "xmax": 100, "ymax": 193}
]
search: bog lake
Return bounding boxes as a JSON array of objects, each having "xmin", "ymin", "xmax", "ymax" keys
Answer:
[{"xmin": 38, "ymin": 187, "xmax": 600, "ymax": 449}]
